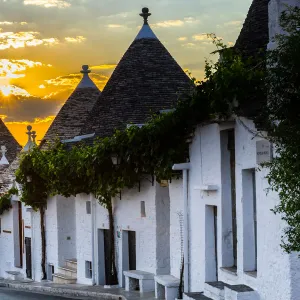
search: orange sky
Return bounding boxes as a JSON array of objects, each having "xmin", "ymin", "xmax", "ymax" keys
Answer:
[{"xmin": 0, "ymin": 0, "xmax": 251, "ymax": 146}]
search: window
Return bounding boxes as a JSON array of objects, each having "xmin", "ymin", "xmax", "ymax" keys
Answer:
[
  {"xmin": 85, "ymin": 261, "xmax": 92, "ymax": 279},
  {"xmin": 86, "ymin": 201, "xmax": 91, "ymax": 214},
  {"xmin": 140, "ymin": 201, "xmax": 146, "ymax": 217}
]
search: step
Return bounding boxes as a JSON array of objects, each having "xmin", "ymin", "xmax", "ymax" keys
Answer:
[
  {"xmin": 224, "ymin": 285, "xmax": 259, "ymax": 300},
  {"xmin": 204, "ymin": 282, "xmax": 230, "ymax": 300},
  {"xmin": 52, "ymin": 273, "xmax": 77, "ymax": 284},
  {"xmin": 5, "ymin": 271, "xmax": 24, "ymax": 281},
  {"xmin": 184, "ymin": 292, "xmax": 213, "ymax": 300},
  {"xmin": 65, "ymin": 259, "xmax": 77, "ymax": 269},
  {"xmin": 58, "ymin": 266, "xmax": 77, "ymax": 278}
]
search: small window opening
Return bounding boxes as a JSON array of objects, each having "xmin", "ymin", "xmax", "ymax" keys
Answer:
[
  {"xmin": 86, "ymin": 201, "xmax": 91, "ymax": 214},
  {"xmin": 85, "ymin": 260, "xmax": 92, "ymax": 278},
  {"xmin": 141, "ymin": 201, "xmax": 146, "ymax": 217}
]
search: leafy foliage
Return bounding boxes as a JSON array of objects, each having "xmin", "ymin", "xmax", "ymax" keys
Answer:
[
  {"xmin": 0, "ymin": 187, "xmax": 18, "ymax": 215},
  {"xmin": 15, "ymin": 36, "xmax": 265, "ymax": 209},
  {"xmin": 265, "ymin": 7, "xmax": 300, "ymax": 253},
  {"xmin": 14, "ymin": 35, "xmax": 265, "ymax": 281}
]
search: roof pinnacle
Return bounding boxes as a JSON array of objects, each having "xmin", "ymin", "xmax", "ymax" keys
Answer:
[
  {"xmin": 80, "ymin": 65, "xmax": 91, "ymax": 74},
  {"xmin": 140, "ymin": 7, "xmax": 151, "ymax": 25}
]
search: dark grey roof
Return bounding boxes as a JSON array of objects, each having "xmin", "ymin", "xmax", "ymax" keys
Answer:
[
  {"xmin": 234, "ymin": 0, "xmax": 270, "ymax": 58},
  {"xmin": 81, "ymin": 15, "xmax": 192, "ymax": 138},
  {"xmin": 0, "ymin": 119, "xmax": 21, "ymax": 164},
  {"xmin": 43, "ymin": 67, "xmax": 100, "ymax": 142}
]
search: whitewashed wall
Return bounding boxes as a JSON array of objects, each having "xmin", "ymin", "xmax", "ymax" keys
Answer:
[
  {"xmin": 57, "ymin": 196, "xmax": 76, "ymax": 266},
  {"xmin": 0, "ymin": 199, "xmax": 32, "ymax": 280},
  {"xmin": 185, "ymin": 119, "xmax": 300, "ymax": 300},
  {"xmin": 75, "ymin": 193, "xmax": 93, "ymax": 285},
  {"xmin": 268, "ymin": 0, "xmax": 300, "ymax": 50},
  {"xmin": 169, "ymin": 179, "xmax": 183, "ymax": 279}
]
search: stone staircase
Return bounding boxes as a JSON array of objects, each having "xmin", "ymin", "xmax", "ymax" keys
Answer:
[
  {"xmin": 184, "ymin": 281, "xmax": 259, "ymax": 300},
  {"xmin": 53, "ymin": 259, "xmax": 77, "ymax": 284}
]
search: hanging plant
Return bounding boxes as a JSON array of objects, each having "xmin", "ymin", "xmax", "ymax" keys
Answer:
[{"xmin": 0, "ymin": 187, "xmax": 18, "ymax": 215}]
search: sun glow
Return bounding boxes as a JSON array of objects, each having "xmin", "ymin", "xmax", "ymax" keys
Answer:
[{"xmin": 0, "ymin": 85, "xmax": 31, "ymax": 97}]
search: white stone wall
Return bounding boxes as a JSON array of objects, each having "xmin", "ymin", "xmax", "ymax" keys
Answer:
[
  {"xmin": 169, "ymin": 179, "xmax": 184, "ymax": 279},
  {"xmin": 113, "ymin": 180, "xmax": 158, "ymax": 283},
  {"xmin": 57, "ymin": 196, "xmax": 76, "ymax": 266},
  {"xmin": 75, "ymin": 193, "xmax": 93, "ymax": 285},
  {"xmin": 184, "ymin": 119, "xmax": 300, "ymax": 300},
  {"xmin": 44, "ymin": 196, "xmax": 59, "ymax": 274},
  {"xmin": 268, "ymin": 0, "xmax": 300, "ymax": 49},
  {"xmin": 0, "ymin": 199, "xmax": 32, "ymax": 280}
]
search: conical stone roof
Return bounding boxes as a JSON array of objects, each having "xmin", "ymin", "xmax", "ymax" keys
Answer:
[
  {"xmin": 234, "ymin": 0, "xmax": 269, "ymax": 58},
  {"xmin": 81, "ymin": 8, "xmax": 192, "ymax": 138},
  {"xmin": 0, "ymin": 118, "xmax": 21, "ymax": 164},
  {"xmin": 43, "ymin": 65, "xmax": 101, "ymax": 142}
]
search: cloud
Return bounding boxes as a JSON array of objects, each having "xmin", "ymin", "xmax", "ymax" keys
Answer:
[
  {"xmin": 106, "ymin": 24, "xmax": 126, "ymax": 28},
  {"xmin": 0, "ymin": 31, "xmax": 59, "ymax": 50},
  {"xmin": 192, "ymin": 33, "xmax": 223, "ymax": 42},
  {"xmin": 0, "ymin": 30, "xmax": 89, "ymax": 50},
  {"xmin": 4, "ymin": 115, "xmax": 55, "ymax": 125},
  {"xmin": 152, "ymin": 17, "xmax": 199, "ymax": 28},
  {"xmin": 0, "ymin": 85, "xmax": 31, "ymax": 97},
  {"xmin": 0, "ymin": 92, "xmax": 64, "ymax": 123},
  {"xmin": 0, "ymin": 59, "xmax": 50, "ymax": 81},
  {"xmin": 23, "ymin": 0, "xmax": 71, "ymax": 8},
  {"xmin": 65, "ymin": 35, "xmax": 86, "ymax": 43},
  {"xmin": 44, "ymin": 72, "xmax": 109, "ymax": 91},
  {"xmin": 178, "ymin": 37, "xmax": 187, "ymax": 41},
  {"xmin": 182, "ymin": 43, "xmax": 196, "ymax": 48},
  {"xmin": 223, "ymin": 20, "xmax": 242, "ymax": 27},
  {"xmin": 0, "ymin": 21, "xmax": 28, "ymax": 25},
  {"xmin": 90, "ymin": 64, "xmax": 116, "ymax": 70},
  {"xmin": 153, "ymin": 20, "xmax": 184, "ymax": 28}
]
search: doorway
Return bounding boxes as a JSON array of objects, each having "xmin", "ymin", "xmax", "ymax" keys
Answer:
[
  {"xmin": 205, "ymin": 205, "xmax": 218, "ymax": 281},
  {"xmin": 25, "ymin": 237, "xmax": 32, "ymax": 279},
  {"xmin": 121, "ymin": 230, "xmax": 137, "ymax": 287}
]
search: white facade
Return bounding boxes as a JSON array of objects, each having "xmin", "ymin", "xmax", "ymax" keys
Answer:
[
  {"xmin": 0, "ymin": 195, "xmax": 33, "ymax": 280},
  {"xmin": 176, "ymin": 119, "xmax": 300, "ymax": 300}
]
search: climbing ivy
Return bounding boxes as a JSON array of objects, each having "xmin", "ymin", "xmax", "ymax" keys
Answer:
[
  {"xmin": 264, "ymin": 7, "xmax": 300, "ymax": 253},
  {"xmin": 14, "ymin": 35, "xmax": 265, "ymax": 282},
  {"xmin": 0, "ymin": 187, "xmax": 18, "ymax": 215}
]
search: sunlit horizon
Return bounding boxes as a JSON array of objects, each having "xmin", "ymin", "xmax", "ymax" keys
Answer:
[{"xmin": 0, "ymin": 0, "xmax": 252, "ymax": 146}]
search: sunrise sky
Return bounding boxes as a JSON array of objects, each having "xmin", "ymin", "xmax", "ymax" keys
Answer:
[{"xmin": 0, "ymin": 0, "xmax": 251, "ymax": 146}]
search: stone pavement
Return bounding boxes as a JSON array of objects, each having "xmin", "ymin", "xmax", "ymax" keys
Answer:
[{"xmin": 0, "ymin": 278, "xmax": 156, "ymax": 300}]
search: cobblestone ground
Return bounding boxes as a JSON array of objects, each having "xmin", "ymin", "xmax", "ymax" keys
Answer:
[{"xmin": 0, "ymin": 287, "xmax": 94, "ymax": 300}]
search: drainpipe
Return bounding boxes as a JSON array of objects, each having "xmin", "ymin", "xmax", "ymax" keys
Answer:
[
  {"xmin": 30, "ymin": 209, "xmax": 35, "ymax": 281},
  {"xmin": 91, "ymin": 195, "xmax": 96, "ymax": 285},
  {"xmin": 172, "ymin": 163, "xmax": 190, "ymax": 294}
]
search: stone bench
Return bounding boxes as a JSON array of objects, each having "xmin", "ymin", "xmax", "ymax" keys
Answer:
[
  {"xmin": 154, "ymin": 275, "xmax": 180, "ymax": 300},
  {"xmin": 123, "ymin": 270, "xmax": 155, "ymax": 293}
]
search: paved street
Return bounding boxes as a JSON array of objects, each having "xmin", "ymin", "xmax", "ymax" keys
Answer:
[{"xmin": 0, "ymin": 288, "xmax": 92, "ymax": 300}]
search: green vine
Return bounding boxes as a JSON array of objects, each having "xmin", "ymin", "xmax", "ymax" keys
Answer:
[
  {"xmin": 14, "ymin": 35, "xmax": 265, "ymax": 281},
  {"xmin": 264, "ymin": 7, "xmax": 300, "ymax": 253},
  {"xmin": 0, "ymin": 187, "xmax": 18, "ymax": 215}
]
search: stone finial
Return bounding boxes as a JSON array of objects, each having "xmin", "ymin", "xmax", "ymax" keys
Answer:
[
  {"xmin": 80, "ymin": 65, "xmax": 91, "ymax": 74},
  {"xmin": 31, "ymin": 131, "xmax": 37, "ymax": 144},
  {"xmin": 0, "ymin": 145, "xmax": 9, "ymax": 165},
  {"xmin": 26, "ymin": 125, "xmax": 32, "ymax": 142},
  {"xmin": 23, "ymin": 125, "xmax": 35, "ymax": 152},
  {"xmin": 140, "ymin": 7, "xmax": 151, "ymax": 25}
]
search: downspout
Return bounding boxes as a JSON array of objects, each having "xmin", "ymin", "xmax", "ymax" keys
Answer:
[
  {"xmin": 30, "ymin": 209, "xmax": 35, "ymax": 280},
  {"xmin": 91, "ymin": 195, "xmax": 96, "ymax": 285},
  {"xmin": 172, "ymin": 163, "xmax": 190, "ymax": 294}
]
